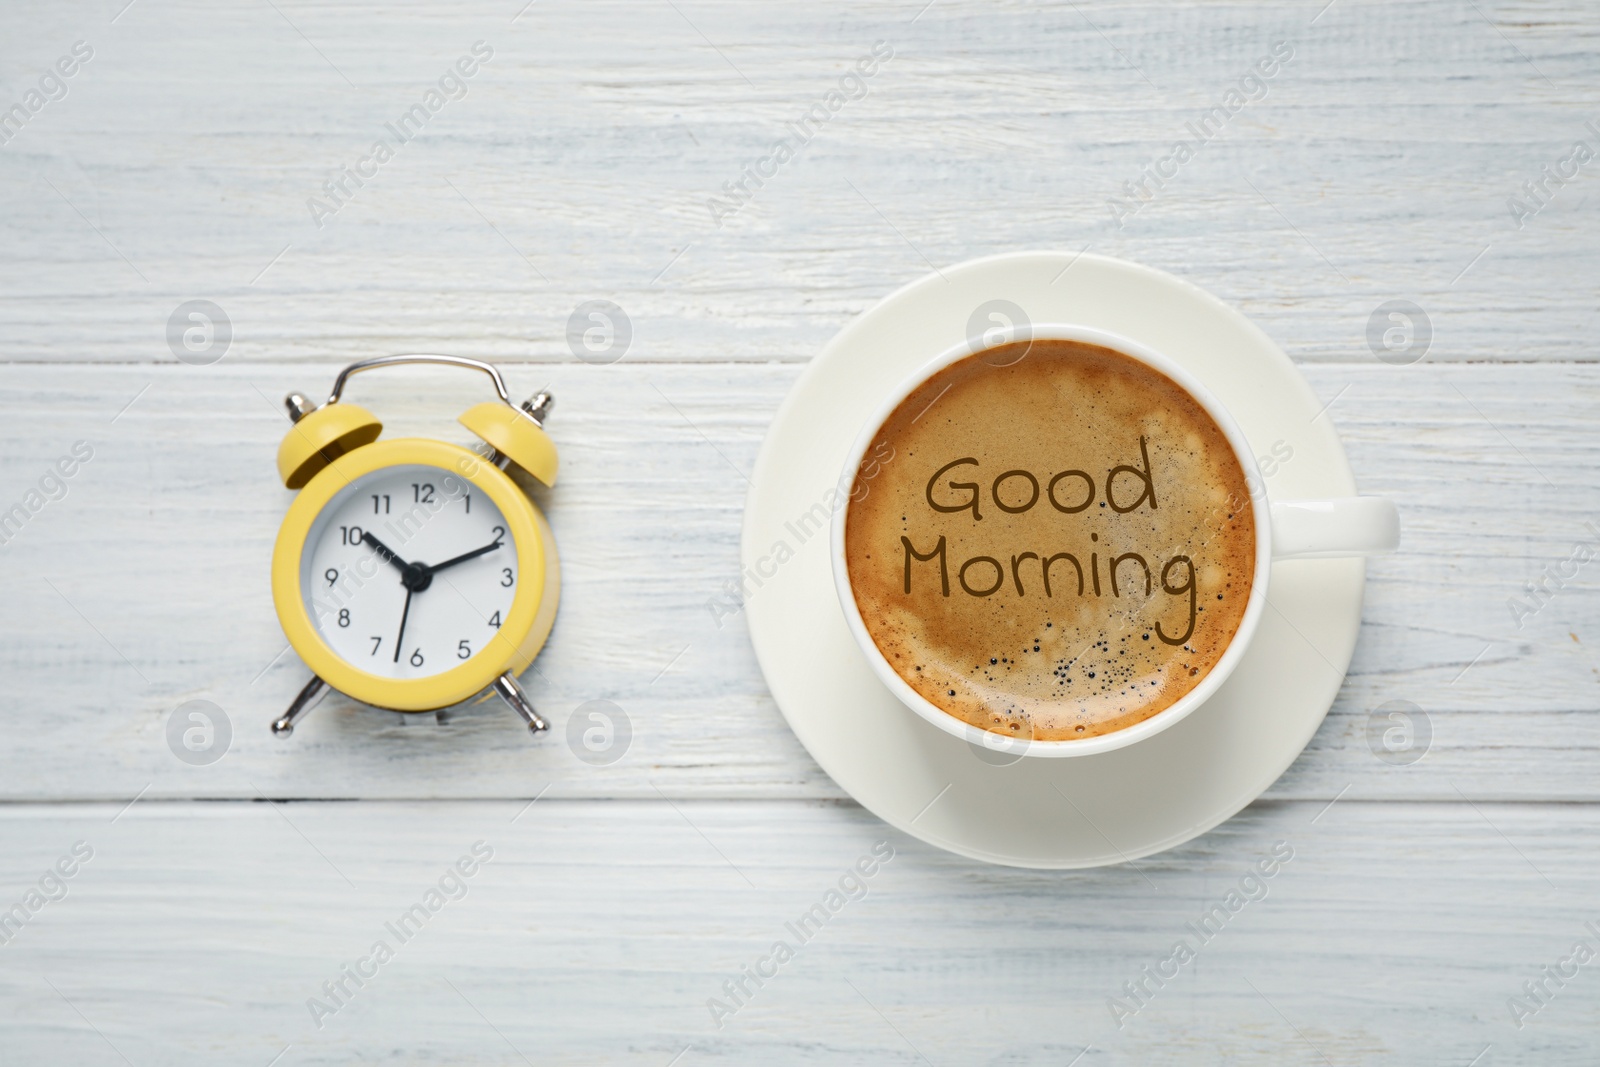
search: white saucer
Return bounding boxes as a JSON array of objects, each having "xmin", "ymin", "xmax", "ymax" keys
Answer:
[{"xmin": 743, "ymin": 252, "xmax": 1366, "ymax": 868}]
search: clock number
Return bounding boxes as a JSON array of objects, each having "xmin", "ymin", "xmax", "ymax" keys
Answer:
[
  {"xmin": 324, "ymin": 567, "xmax": 338, "ymax": 587},
  {"xmin": 369, "ymin": 636, "xmax": 382, "ymax": 656},
  {"xmin": 464, "ymin": 494, "xmax": 471, "ymax": 514},
  {"xmin": 412, "ymin": 483, "xmax": 436, "ymax": 505},
  {"xmin": 371, "ymin": 494, "xmax": 390, "ymax": 514},
  {"xmin": 501, "ymin": 568, "xmax": 514, "ymax": 587},
  {"xmin": 409, "ymin": 648, "xmax": 424, "ymax": 667},
  {"xmin": 487, "ymin": 611, "xmax": 501, "ymax": 629},
  {"xmin": 492, "ymin": 525, "xmax": 505, "ymax": 543},
  {"xmin": 457, "ymin": 639, "xmax": 471, "ymax": 660},
  {"xmin": 339, "ymin": 525, "xmax": 364, "ymax": 546},
  {"xmin": 338, "ymin": 608, "xmax": 350, "ymax": 628}
]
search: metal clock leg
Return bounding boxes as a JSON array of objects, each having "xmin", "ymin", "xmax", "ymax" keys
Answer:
[
  {"xmin": 492, "ymin": 672, "xmax": 549, "ymax": 735},
  {"xmin": 273, "ymin": 675, "xmax": 329, "ymax": 737}
]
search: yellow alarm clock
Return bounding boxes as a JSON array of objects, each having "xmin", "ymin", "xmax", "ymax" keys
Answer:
[{"xmin": 268, "ymin": 355, "xmax": 559, "ymax": 740}]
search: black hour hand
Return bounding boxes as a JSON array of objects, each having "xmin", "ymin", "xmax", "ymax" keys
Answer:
[{"xmin": 361, "ymin": 532, "xmax": 410, "ymax": 574}]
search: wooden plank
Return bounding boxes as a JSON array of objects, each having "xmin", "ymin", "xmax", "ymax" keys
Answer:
[
  {"xmin": 0, "ymin": 1, "xmax": 1594, "ymax": 364},
  {"xmin": 0, "ymin": 360, "xmax": 1594, "ymax": 801},
  {"xmin": 0, "ymin": 798, "xmax": 1593, "ymax": 1064}
]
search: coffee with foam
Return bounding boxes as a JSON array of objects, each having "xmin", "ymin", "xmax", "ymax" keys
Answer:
[{"xmin": 844, "ymin": 338, "xmax": 1256, "ymax": 741}]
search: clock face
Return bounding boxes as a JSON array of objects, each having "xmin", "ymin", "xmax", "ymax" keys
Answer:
[{"xmin": 300, "ymin": 464, "xmax": 517, "ymax": 679}]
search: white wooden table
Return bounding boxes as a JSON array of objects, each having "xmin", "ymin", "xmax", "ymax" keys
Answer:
[{"xmin": 2, "ymin": 1, "xmax": 1596, "ymax": 1062}]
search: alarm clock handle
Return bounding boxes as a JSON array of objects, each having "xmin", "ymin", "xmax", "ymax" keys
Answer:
[
  {"xmin": 272, "ymin": 674, "xmax": 329, "ymax": 738},
  {"xmin": 326, "ymin": 354, "xmax": 514, "ymax": 406},
  {"xmin": 493, "ymin": 672, "xmax": 549, "ymax": 734}
]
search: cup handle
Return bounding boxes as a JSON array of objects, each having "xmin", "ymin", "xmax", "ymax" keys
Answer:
[{"xmin": 1269, "ymin": 497, "xmax": 1399, "ymax": 560}]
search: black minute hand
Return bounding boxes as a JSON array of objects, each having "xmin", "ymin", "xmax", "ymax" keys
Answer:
[{"xmin": 424, "ymin": 538, "xmax": 504, "ymax": 575}]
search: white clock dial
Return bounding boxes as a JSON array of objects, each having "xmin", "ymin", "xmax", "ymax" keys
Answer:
[{"xmin": 300, "ymin": 464, "xmax": 517, "ymax": 679}]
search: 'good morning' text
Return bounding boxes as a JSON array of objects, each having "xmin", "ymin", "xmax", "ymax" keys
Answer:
[{"xmin": 899, "ymin": 439, "xmax": 1202, "ymax": 645}]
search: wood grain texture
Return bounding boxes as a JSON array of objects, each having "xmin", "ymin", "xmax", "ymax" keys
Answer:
[
  {"xmin": 0, "ymin": 800, "xmax": 1594, "ymax": 1066},
  {"xmin": 0, "ymin": 0, "xmax": 1594, "ymax": 365},
  {"xmin": 0, "ymin": 360, "xmax": 1595, "ymax": 801}
]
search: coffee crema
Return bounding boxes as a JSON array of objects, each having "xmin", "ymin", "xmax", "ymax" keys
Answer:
[{"xmin": 844, "ymin": 338, "xmax": 1256, "ymax": 741}]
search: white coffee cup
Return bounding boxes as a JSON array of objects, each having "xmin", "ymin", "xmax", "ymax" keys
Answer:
[{"xmin": 830, "ymin": 324, "xmax": 1399, "ymax": 758}]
